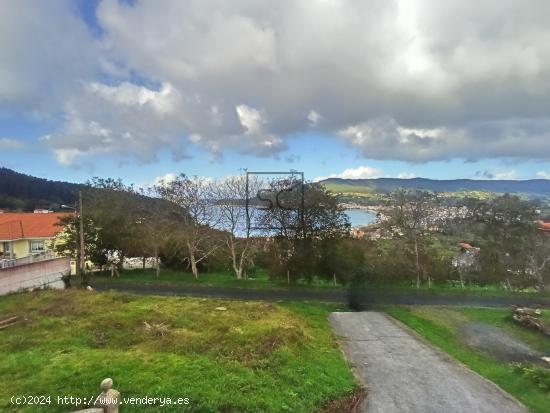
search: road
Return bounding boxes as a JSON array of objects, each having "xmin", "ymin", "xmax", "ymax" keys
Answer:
[
  {"xmin": 91, "ymin": 281, "xmax": 550, "ymax": 308},
  {"xmin": 330, "ymin": 312, "xmax": 528, "ymax": 413}
]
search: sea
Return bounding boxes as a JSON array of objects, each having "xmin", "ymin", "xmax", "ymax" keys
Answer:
[{"xmin": 344, "ymin": 209, "xmax": 378, "ymax": 228}]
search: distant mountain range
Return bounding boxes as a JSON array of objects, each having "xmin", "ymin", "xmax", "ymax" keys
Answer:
[
  {"xmin": 2, "ymin": 166, "xmax": 550, "ymax": 211},
  {"xmin": 319, "ymin": 177, "xmax": 550, "ymax": 197}
]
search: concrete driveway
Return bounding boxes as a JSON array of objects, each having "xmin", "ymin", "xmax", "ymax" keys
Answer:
[{"xmin": 330, "ymin": 312, "xmax": 528, "ymax": 413}]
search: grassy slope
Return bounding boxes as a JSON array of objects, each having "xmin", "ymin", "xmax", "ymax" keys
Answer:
[
  {"xmin": 321, "ymin": 183, "xmax": 375, "ymax": 195},
  {"xmin": 0, "ymin": 290, "xmax": 356, "ymax": 412},
  {"xmin": 384, "ymin": 306, "xmax": 550, "ymax": 413}
]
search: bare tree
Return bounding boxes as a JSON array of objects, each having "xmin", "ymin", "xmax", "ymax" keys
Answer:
[
  {"xmin": 385, "ymin": 189, "xmax": 447, "ymax": 288},
  {"xmin": 211, "ymin": 175, "xmax": 261, "ymax": 279},
  {"xmin": 154, "ymin": 174, "xmax": 221, "ymax": 279}
]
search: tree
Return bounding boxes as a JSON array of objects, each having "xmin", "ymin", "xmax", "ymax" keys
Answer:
[
  {"xmin": 384, "ymin": 189, "xmax": 448, "ymax": 288},
  {"xmin": 258, "ymin": 181, "xmax": 351, "ymax": 281},
  {"xmin": 211, "ymin": 175, "xmax": 261, "ymax": 279},
  {"xmin": 463, "ymin": 194, "xmax": 540, "ymax": 287},
  {"xmin": 154, "ymin": 174, "xmax": 221, "ymax": 279},
  {"xmin": 53, "ymin": 214, "xmax": 107, "ymax": 273},
  {"xmin": 80, "ymin": 177, "xmax": 179, "ymax": 275},
  {"xmin": 132, "ymin": 192, "xmax": 184, "ymax": 277},
  {"xmin": 83, "ymin": 178, "xmax": 141, "ymax": 270},
  {"xmin": 525, "ymin": 227, "xmax": 550, "ymax": 290}
]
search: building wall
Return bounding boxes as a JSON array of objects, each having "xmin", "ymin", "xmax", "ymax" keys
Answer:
[
  {"xmin": 1, "ymin": 238, "xmax": 55, "ymax": 260},
  {"xmin": 0, "ymin": 257, "xmax": 70, "ymax": 295},
  {"xmin": 13, "ymin": 240, "xmax": 29, "ymax": 259}
]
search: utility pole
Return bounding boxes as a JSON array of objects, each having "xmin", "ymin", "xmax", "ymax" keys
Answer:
[
  {"xmin": 79, "ymin": 191, "xmax": 86, "ymax": 285},
  {"xmin": 62, "ymin": 191, "xmax": 86, "ymax": 286}
]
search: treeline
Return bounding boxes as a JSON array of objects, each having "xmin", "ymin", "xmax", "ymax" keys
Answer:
[
  {"xmin": 53, "ymin": 174, "xmax": 550, "ymax": 291},
  {"xmin": 0, "ymin": 167, "xmax": 78, "ymax": 210},
  {"xmin": 55, "ymin": 174, "xmax": 352, "ymax": 282},
  {"xmin": 361, "ymin": 191, "xmax": 550, "ymax": 291}
]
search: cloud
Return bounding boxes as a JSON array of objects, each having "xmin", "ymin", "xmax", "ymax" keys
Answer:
[
  {"xmin": 307, "ymin": 110, "xmax": 322, "ymax": 127},
  {"xmin": 153, "ymin": 173, "xmax": 178, "ymax": 186},
  {"xmin": 315, "ymin": 166, "xmax": 383, "ymax": 181},
  {"xmin": 0, "ymin": 0, "xmax": 98, "ymax": 113},
  {"xmin": 536, "ymin": 171, "xmax": 550, "ymax": 179},
  {"xmin": 0, "ymin": 138, "xmax": 25, "ymax": 150},
  {"xmin": 4, "ymin": 0, "xmax": 550, "ymax": 164},
  {"xmin": 397, "ymin": 172, "xmax": 416, "ymax": 179},
  {"xmin": 474, "ymin": 169, "xmax": 519, "ymax": 180}
]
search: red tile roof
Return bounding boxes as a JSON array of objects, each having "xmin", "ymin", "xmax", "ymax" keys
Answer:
[
  {"xmin": 538, "ymin": 221, "xmax": 550, "ymax": 231},
  {"xmin": 0, "ymin": 213, "xmax": 71, "ymax": 240}
]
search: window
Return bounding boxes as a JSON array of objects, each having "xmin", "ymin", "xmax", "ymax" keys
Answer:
[
  {"xmin": 3, "ymin": 242, "xmax": 11, "ymax": 253},
  {"xmin": 30, "ymin": 240, "xmax": 45, "ymax": 253}
]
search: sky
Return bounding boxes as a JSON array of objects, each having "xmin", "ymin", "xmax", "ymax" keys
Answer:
[{"xmin": 2, "ymin": 0, "xmax": 550, "ymax": 186}]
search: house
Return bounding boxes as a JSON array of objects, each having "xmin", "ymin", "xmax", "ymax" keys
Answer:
[
  {"xmin": 537, "ymin": 220, "xmax": 550, "ymax": 232},
  {"xmin": 0, "ymin": 211, "xmax": 70, "ymax": 260},
  {"xmin": 453, "ymin": 242, "xmax": 481, "ymax": 272}
]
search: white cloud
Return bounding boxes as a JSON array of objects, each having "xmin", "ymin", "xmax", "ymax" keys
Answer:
[
  {"xmin": 536, "ymin": 171, "xmax": 550, "ymax": 179},
  {"xmin": 398, "ymin": 172, "xmax": 416, "ymax": 179},
  {"xmin": 54, "ymin": 148, "xmax": 84, "ymax": 166},
  {"xmin": 86, "ymin": 82, "xmax": 177, "ymax": 114},
  {"xmin": 4, "ymin": 0, "xmax": 550, "ymax": 164},
  {"xmin": 493, "ymin": 170, "xmax": 519, "ymax": 180},
  {"xmin": 315, "ymin": 166, "xmax": 383, "ymax": 181},
  {"xmin": 307, "ymin": 110, "xmax": 322, "ymax": 127},
  {"xmin": 153, "ymin": 173, "xmax": 178, "ymax": 186},
  {"xmin": 0, "ymin": 138, "xmax": 25, "ymax": 150},
  {"xmin": 236, "ymin": 104, "xmax": 263, "ymax": 135},
  {"xmin": 0, "ymin": 1, "xmax": 97, "ymax": 112}
]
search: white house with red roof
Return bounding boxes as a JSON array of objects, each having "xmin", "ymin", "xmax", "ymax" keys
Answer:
[{"xmin": 0, "ymin": 211, "xmax": 70, "ymax": 260}]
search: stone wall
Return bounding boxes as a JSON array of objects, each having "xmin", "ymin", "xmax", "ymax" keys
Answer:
[{"xmin": 0, "ymin": 257, "xmax": 70, "ymax": 295}]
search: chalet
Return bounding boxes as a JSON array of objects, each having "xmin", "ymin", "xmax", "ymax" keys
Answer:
[{"xmin": 0, "ymin": 211, "xmax": 70, "ymax": 260}]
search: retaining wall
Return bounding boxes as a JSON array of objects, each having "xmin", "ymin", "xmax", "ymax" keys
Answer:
[{"xmin": 0, "ymin": 257, "xmax": 70, "ymax": 295}]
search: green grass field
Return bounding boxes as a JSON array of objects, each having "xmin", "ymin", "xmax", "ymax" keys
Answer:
[
  {"xmin": 0, "ymin": 290, "xmax": 356, "ymax": 412},
  {"xmin": 384, "ymin": 306, "xmax": 550, "ymax": 413},
  {"xmin": 89, "ymin": 268, "xmax": 550, "ymax": 300},
  {"xmin": 91, "ymin": 268, "xmax": 346, "ymax": 291}
]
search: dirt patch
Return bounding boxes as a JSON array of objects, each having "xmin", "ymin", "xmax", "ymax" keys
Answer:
[
  {"xmin": 461, "ymin": 323, "xmax": 543, "ymax": 364},
  {"xmin": 317, "ymin": 387, "xmax": 366, "ymax": 413}
]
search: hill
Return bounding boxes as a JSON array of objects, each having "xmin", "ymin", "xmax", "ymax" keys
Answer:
[
  {"xmin": 0, "ymin": 168, "xmax": 187, "ymax": 217},
  {"xmin": 320, "ymin": 177, "xmax": 550, "ymax": 205},
  {"xmin": 0, "ymin": 167, "xmax": 80, "ymax": 211},
  {"xmin": 320, "ymin": 177, "xmax": 550, "ymax": 195}
]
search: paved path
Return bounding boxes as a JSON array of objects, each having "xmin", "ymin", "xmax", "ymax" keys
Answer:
[{"xmin": 330, "ymin": 312, "xmax": 528, "ymax": 413}]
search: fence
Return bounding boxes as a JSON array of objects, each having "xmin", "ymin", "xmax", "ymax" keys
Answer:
[{"xmin": 0, "ymin": 251, "xmax": 56, "ymax": 269}]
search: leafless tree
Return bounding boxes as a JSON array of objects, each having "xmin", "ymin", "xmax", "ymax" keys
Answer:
[
  {"xmin": 211, "ymin": 175, "xmax": 261, "ymax": 279},
  {"xmin": 154, "ymin": 174, "xmax": 221, "ymax": 279}
]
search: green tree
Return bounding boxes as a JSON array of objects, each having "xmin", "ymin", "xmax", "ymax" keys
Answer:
[
  {"xmin": 384, "ymin": 189, "xmax": 448, "ymax": 288},
  {"xmin": 260, "ymin": 181, "xmax": 351, "ymax": 282},
  {"xmin": 463, "ymin": 194, "xmax": 540, "ymax": 287}
]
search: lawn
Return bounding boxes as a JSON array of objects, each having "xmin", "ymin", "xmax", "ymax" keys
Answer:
[
  {"xmin": 0, "ymin": 290, "xmax": 357, "ymax": 412},
  {"xmin": 90, "ymin": 268, "xmax": 347, "ymax": 291},
  {"xmin": 384, "ymin": 305, "xmax": 550, "ymax": 413},
  {"xmin": 88, "ymin": 268, "xmax": 550, "ymax": 301}
]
